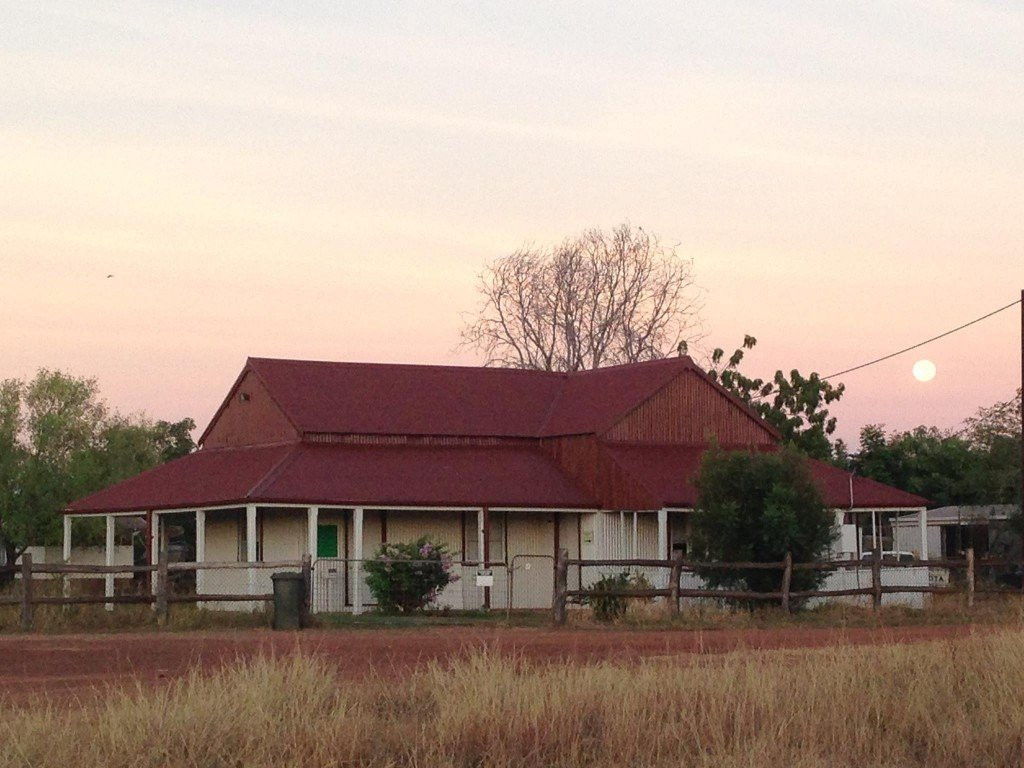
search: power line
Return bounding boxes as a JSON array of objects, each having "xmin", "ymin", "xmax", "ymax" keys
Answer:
[{"xmin": 823, "ymin": 298, "xmax": 1022, "ymax": 380}]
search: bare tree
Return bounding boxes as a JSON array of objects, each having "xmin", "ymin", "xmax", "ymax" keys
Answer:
[{"xmin": 461, "ymin": 223, "xmax": 703, "ymax": 371}]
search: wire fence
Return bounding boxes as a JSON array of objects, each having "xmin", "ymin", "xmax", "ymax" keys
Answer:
[
  {"xmin": 555, "ymin": 546, "xmax": 1024, "ymax": 623},
  {"xmin": 309, "ymin": 555, "xmax": 561, "ymax": 614}
]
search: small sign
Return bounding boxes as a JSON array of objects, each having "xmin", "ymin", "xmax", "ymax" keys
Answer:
[
  {"xmin": 476, "ymin": 570, "xmax": 494, "ymax": 588},
  {"xmin": 582, "ymin": 530, "xmax": 594, "ymax": 544}
]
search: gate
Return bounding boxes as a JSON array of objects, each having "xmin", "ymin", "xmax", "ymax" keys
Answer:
[{"xmin": 312, "ymin": 558, "xmax": 347, "ymax": 613}]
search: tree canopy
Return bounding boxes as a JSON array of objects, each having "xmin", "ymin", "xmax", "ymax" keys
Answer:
[
  {"xmin": 461, "ymin": 223, "xmax": 703, "ymax": 371},
  {"xmin": 0, "ymin": 370, "xmax": 195, "ymax": 565},
  {"xmin": 691, "ymin": 446, "xmax": 835, "ymax": 597},
  {"xmin": 851, "ymin": 390, "xmax": 1021, "ymax": 507},
  {"xmin": 707, "ymin": 336, "xmax": 846, "ymax": 462}
]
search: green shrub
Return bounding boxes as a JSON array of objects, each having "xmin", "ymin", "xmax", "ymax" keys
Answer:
[
  {"xmin": 363, "ymin": 537, "xmax": 459, "ymax": 613},
  {"xmin": 692, "ymin": 446, "xmax": 835, "ymax": 602},
  {"xmin": 584, "ymin": 571, "xmax": 653, "ymax": 621}
]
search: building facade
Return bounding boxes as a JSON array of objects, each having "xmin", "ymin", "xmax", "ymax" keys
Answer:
[{"xmin": 65, "ymin": 355, "xmax": 929, "ymax": 610}]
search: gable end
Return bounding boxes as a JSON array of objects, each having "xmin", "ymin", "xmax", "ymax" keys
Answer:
[
  {"xmin": 200, "ymin": 366, "xmax": 300, "ymax": 448},
  {"xmin": 603, "ymin": 370, "xmax": 777, "ymax": 445}
]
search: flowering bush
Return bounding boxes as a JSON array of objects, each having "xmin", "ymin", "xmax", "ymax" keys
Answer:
[{"xmin": 363, "ymin": 537, "xmax": 460, "ymax": 613}]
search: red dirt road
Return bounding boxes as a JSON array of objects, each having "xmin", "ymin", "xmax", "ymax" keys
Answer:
[{"xmin": 0, "ymin": 624, "xmax": 999, "ymax": 703}]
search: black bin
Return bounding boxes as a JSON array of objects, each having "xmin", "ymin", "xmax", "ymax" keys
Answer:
[{"xmin": 271, "ymin": 571, "xmax": 306, "ymax": 630}]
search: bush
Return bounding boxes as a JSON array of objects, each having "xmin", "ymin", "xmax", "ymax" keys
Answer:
[
  {"xmin": 584, "ymin": 571, "xmax": 651, "ymax": 622},
  {"xmin": 692, "ymin": 446, "xmax": 835, "ymax": 601},
  {"xmin": 363, "ymin": 537, "xmax": 459, "ymax": 613}
]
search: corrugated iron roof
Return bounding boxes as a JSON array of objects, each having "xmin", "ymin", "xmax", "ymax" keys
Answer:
[
  {"xmin": 601, "ymin": 443, "xmax": 930, "ymax": 509},
  {"xmin": 239, "ymin": 355, "xmax": 714, "ymax": 439},
  {"xmin": 65, "ymin": 444, "xmax": 294, "ymax": 514},
  {"xmin": 66, "ymin": 442, "xmax": 597, "ymax": 514}
]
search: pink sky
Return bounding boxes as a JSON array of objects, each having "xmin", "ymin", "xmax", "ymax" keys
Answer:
[{"xmin": 2, "ymin": 2, "xmax": 1022, "ymax": 445}]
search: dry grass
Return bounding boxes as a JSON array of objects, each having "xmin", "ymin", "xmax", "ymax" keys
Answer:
[
  {"xmin": 573, "ymin": 591, "xmax": 1024, "ymax": 631},
  {"xmin": 0, "ymin": 603, "xmax": 270, "ymax": 633},
  {"xmin": 4, "ymin": 630, "xmax": 1024, "ymax": 767}
]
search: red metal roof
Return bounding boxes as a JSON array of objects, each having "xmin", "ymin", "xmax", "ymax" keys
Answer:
[
  {"xmin": 601, "ymin": 443, "xmax": 929, "ymax": 509},
  {"xmin": 230, "ymin": 356, "xmax": 714, "ymax": 440},
  {"xmin": 255, "ymin": 443, "xmax": 596, "ymax": 508},
  {"xmin": 70, "ymin": 356, "xmax": 922, "ymax": 515},
  {"xmin": 537, "ymin": 357, "xmax": 696, "ymax": 436},
  {"xmin": 66, "ymin": 444, "xmax": 294, "ymax": 514},
  {"xmin": 67, "ymin": 442, "xmax": 597, "ymax": 514}
]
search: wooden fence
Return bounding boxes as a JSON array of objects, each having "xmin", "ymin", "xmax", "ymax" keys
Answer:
[
  {"xmin": 553, "ymin": 546, "xmax": 1017, "ymax": 625},
  {"xmin": 0, "ymin": 548, "xmax": 312, "ymax": 631}
]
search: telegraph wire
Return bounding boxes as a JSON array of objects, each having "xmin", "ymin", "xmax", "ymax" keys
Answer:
[
  {"xmin": 821, "ymin": 298, "xmax": 1021, "ymax": 380},
  {"xmin": 743, "ymin": 297, "xmax": 1021, "ymax": 402}
]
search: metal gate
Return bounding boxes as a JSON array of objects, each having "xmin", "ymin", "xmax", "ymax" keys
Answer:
[{"xmin": 312, "ymin": 558, "xmax": 348, "ymax": 613}]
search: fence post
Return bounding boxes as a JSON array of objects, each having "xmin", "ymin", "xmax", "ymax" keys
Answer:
[
  {"xmin": 553, "ymin": 547, "xmax": 568, "ymax": 626},
  {"xmin": 965, "ymin": 547, "xmax": 975, "ymax": 609},
  {"xmin": 871, "ymin": 544, "xmax": 882, "ymax": 610},
  {"xmin": 669, "ymin": 549, "xmax": 682, "ymax": 616},
  {"xmin": 20, "ymin": 553, "xmax": 34, "ymax": 632},
  {"xmin": 155, "ymin": 540, "xmax": 169, "ymax": 627},
  {"xmin": 781, "ymin": 551, "xmax": 793, "ymax": 613},
  {"xmin": 301, "ymin": 553, "xmax": 312, "ymax": 626}
]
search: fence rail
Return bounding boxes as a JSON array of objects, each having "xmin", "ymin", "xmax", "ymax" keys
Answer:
[
  {"xmin": 553, "ymin": 545, "xmax": 1020, "ymax": 624},
  {"xmin": 4, "ymin": 549, "xmax": 311, "ymax": 631}
]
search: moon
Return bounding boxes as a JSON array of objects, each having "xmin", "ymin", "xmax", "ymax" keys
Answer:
[{"xmin": 912, "ymin": 359, "xmax": 936, "ymax": 382}]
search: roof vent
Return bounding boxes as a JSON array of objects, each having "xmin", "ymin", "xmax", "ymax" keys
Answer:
[{"xmin": 239, "ymin": 392, "xmax": 251, "ymax": 403}]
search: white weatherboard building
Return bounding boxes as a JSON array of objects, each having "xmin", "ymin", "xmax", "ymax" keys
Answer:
[{"xmin": 64, "ymin": 356, "xmax": 931, "ymax": 611}]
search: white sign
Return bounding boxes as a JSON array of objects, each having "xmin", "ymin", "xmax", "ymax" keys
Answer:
[{"xmin": 475, "ymin": 570, "xmax": 494, "ymax": 588}]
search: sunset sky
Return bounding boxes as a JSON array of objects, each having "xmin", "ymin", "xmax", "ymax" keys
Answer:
[{"xmin": 3, "ymin": 1, "xmax": 1021, "ymax": 444}]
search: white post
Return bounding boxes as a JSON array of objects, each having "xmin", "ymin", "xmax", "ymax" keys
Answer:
[
  {"xmin": 307, "ymin": 506, "xmax": 319, "ymax": 560},
  {"xmin": 104, "ymin": 515, "xmax": 115, "ymax": 611},
  {"xmin": 195, "ymin": 510, "xmax": 206, "ymax": 595},
  {"xmin": 619, "ymin": 510, "xmax": 626, "ymax": 558},
  {"xmin": 352, "ymin": 507, "xmax": 364, "ymax": 615},
  {"xmin": 871, "ymin": 510, "xmax": 878, "ymax": 551},
  {"xmin": 62, "ymin": 515, "xmax": 72, "ymax": 599},
  {"xmin": 476, "ymin": 508, "xmax": 486, "ymax": 570},
  {"xmin": 631, "ymin": 511, "xmax": 639, "ymax": 559},
  {"xmin": 657, "ymin": 508, "xmax": 668, "ymax": 560},
  {"xmin": 62, "ymin": 516, "xmax": 72, "ymax": 561},
  {"xmin": 918, "ymin": 507, "xmax": 928, "ymax": 561},
  {"xmin": 657, "ymin": 508, "xmax": 669, "ymax": 594},
  {"xmin": 150, "ymin": 512, "xmax": 159, "ymax": 596},
  {"xmin": 246, "ymin": 504, "xmax": 257, "ymax": 595}
]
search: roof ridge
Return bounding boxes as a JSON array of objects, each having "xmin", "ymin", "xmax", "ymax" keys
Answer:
[{"xmin": 249, "ymin": 356, "xmax": 566, "ymax": 377}]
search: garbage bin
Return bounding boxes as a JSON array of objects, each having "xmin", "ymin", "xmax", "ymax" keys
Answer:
[{"xmin": 271, "ymin": 571, "xmax": 306, "ymax": 630}]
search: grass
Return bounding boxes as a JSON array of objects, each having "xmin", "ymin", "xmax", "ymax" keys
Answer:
[
  {"xmin": 2, "ymin": 592, "xmax": 1023, "ymax": 634},
  {"xmin": 589, "ymin": 591, "xmax": 1024, "ymax": 631},
  {"xmin": 4, "ymin": 630, "xmax": 1024, "ymax": 767},
  {"xmin": 0, "ymin": 603, "xmax": 271, "ymax": 633}
]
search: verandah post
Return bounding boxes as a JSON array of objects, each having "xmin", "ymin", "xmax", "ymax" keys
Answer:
[
  {"xmin": 871, "ymin": 543, "xmax": 882, "ymax": 611},
  {"xmin": 966, "ymin": 546, "xmax": 975, "ymax": 609},
  {"xmin": 20, "ymin": 552, "xmax": 33, "ymax": 632},
  {"xmin": 553, "ymin": 547, "xmax": 568, "ymax": 626},
  {"xmin": 781, "ymin": 551, "xmax": 793, "ymax": 613},
  {"xmin": 156, "ymin": 539, "xmax": 169, "ymax": 627},
  {"xmin": 668, "ymin": 548, "xmax": 683, "ymax": 616}
]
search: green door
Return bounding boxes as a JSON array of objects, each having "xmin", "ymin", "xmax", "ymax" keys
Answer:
[{"xmin": 317, "ymin": 524, "xmax": 339, "ymax": 558}]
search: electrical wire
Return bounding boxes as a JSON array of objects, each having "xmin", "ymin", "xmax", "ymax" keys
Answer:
[
  {"xmin": 743, "ymin": 297, "xmax": 1021, "ymax": 401},
  {"xmin": 821, "ymin": 298, "xmax": 1021, "ymax": 380}
]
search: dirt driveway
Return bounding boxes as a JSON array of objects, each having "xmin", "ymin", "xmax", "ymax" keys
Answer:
[{"xmin": 0, "ymin": 623, "xmax": 996, "ymax": 703}]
